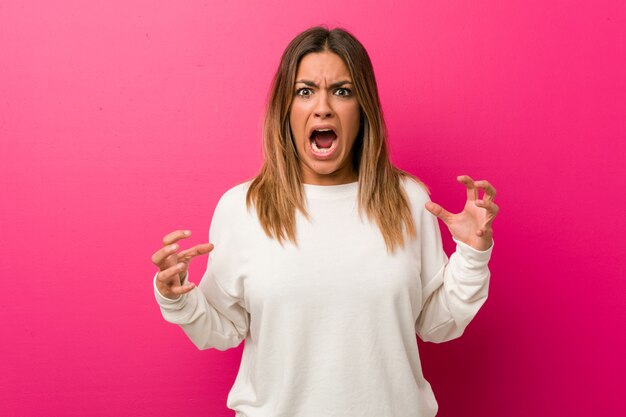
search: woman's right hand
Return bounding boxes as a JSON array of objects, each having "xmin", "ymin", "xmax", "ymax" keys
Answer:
[{"xmin": 151, "ymin": 229, "xmax": 214, "ymax": 300}]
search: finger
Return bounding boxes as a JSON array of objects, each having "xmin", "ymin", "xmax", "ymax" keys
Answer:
[
  {"xmin": 168, "ymin": 281, "xmax": 196, "ymax": 296},
  {"xmin": 162, "ymin": 229, "xmax": 192, "ymax": 246},
  {"xmin": 151, "ymin": 242, "xmax": 181, "ymax": 267},
  {"xmin": 475, "ymin": 200, "xmax": 500, "ymax": 220},
  {"xmin": 157, "ymin": 275, "xmax": 196, "ymax": 299},
  {"xmin": 457, "ymin": 175, "xmax": 477, "ymax": 201},
  {"xmin": 156, "ymin": 262, "xmax": 187, "ymax": 285},
  {"xmin": 476, "ymin": 200, "xmax": 500, "ymax": 227},
  {"xmin": 475, "ymin": 180, "xmax": 496, "ymax": 202},
  {"xmin": 476, "ymin": 226, "xmax": 493, "ymax": 239},
  {"xmin": 425, "ymin": 201, "xmax": 453, "ymax": 223},
  {"xmin": 178, "ymin": 243, "xmax": 214, "ymax": 262}
]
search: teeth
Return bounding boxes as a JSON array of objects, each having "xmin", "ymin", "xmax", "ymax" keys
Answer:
[
  {"xmin": 311, "ymin": 140, "xmax": 335, "ymax": 153},
  {"xmin": 312, "ymin": 128, "xmax": 333, "ymax": 134}
]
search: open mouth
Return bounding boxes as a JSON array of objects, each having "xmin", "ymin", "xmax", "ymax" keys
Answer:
[{"xmin": 309, "ymin": 129, "xmax": 338, "ymax": 156}]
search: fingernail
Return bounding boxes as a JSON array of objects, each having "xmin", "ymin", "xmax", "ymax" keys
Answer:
[
  {"xmin": 171, "ymin": 244, "xmax": 178, "ymax": 251},
  {"xmin": 177, "ymin": 263, "xmax": 184, "ymax": 269},
  {"xmin": 184, "ymin": 230, "xmax": 190, "ymax": 236}
]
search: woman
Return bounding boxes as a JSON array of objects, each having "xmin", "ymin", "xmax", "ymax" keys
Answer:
[{"xmin": 152, "ymin": 26, "xmax": 498, "ymax": 417}]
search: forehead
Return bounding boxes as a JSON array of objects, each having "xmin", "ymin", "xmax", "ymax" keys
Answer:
[{"xmin": 295, "ymin": 51, "xmax": 351, "ymax": 81}]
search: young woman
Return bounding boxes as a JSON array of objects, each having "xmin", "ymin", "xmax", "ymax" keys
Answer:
[{"xmin": 151, "ymin": 26, "xmax": 498, "ymax": 417}]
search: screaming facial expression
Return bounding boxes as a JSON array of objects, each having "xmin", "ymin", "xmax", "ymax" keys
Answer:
[{"xmin": 289, "ymin": 51, "xmax": 362, "ymax": 185}]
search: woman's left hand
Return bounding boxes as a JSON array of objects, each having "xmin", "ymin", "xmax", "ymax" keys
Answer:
[{"xmin": 425, "ymin": 175, "xmax": 499, "ymax": 251}]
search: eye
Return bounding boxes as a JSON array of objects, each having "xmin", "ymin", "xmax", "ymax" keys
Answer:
[
  {"xmin": 296, "ymin": 87, "xmax": 312, "ymax": 97},
  {"xmin": 335, "ymin": 88, "xmax": 352, "ymax": 97}
]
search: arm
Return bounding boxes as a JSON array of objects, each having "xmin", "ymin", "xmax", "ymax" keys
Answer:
[
  {"xmin": 413, "ymin": 175, "xmax": 498, "ymax": 343},
  {"xmin": 154, "ymin": 254, "xmax": 249, "ymax": 351},
  {"xmin": 415, "ymin": 232, "xmax": 492, "ymax": 343},
  {"xmin": 153, "ymin": 189, "xmax": 250, "ymax": 351}
]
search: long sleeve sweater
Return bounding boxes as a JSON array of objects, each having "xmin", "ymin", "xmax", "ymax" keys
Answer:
[{"xmin": 154, "ymin": 177, "xmax": 493, "ymax": 417}]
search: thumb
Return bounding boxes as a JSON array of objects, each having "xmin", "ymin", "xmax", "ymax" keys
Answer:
[{"xmin": 425, "ymin": 201, "xmax": 451, "ymax": 222}]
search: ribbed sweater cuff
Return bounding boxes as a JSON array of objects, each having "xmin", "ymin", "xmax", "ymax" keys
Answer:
[{"xmin": 451, "ymin": 237, "xmax": 493, "ymax": 277}]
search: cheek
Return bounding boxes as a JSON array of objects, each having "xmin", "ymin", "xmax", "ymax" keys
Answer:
[
  {"xmin": 344, "ymin": 105, "xmax": 361, "ymax": 135},
  {"xmin": 289, "ymin": 105, "xmax": 307, "ymax": 141}
]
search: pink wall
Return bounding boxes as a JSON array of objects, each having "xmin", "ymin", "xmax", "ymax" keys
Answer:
[{"xmin": 2, "ymin": 1, "xmax": 624, "ymax": 416}]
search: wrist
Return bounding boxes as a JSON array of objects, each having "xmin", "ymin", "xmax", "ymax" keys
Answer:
[
  {"xmin": 453, "ymin": 236, "xmax": 493, "ymax": 253},
  {"xmin": 471, "ymin": 238, "xmax": 493, "ymax": 251}
]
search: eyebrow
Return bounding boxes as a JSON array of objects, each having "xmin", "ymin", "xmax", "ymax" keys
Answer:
[{"xmin": 295, "ymin": 79, "xmax": 353, "ymax": 88}]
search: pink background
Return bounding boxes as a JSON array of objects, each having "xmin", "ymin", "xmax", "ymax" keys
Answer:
[{"xmin": 2, "ymin": 1, "xmax": 625, "ymax": 416}]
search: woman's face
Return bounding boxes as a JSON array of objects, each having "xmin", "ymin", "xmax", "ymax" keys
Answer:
[{"xmin": 289, "ymin": 51, "xmax": 361, "ymax": 185}]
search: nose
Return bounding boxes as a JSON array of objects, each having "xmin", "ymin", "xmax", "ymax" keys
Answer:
[{"xmin": 314, "ymin": 93, "xmax": 333, "ymax": 118}]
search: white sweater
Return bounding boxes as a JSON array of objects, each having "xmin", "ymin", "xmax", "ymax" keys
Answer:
[{"xmin": 154, "ymin": 178, "xmax": 493, "ymax": 417}]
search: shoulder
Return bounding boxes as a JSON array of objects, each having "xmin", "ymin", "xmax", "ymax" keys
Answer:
[
  {"xmin": 398, "ymin": 175, "xmax": 440, "ymax": 242},
  {"xmin": 212, "ymin": 181, "xmax": 254, "ymax": 224},
  {"xmin": 400, "ymin": 174, "xmax": 431, "ymax": 207},
  {"xmin": 216, "ymin": 181, "xmax": 250, "ymax": 207}
]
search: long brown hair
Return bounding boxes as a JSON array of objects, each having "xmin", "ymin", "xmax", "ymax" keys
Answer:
[{"xmin": 246, "ymin": 26, "xmax": 419, "ymax": 252}]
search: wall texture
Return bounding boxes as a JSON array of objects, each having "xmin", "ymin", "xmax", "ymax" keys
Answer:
[{"xmin": 1, "ymin": 1, "xmax": 624, "ymax": 416}]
